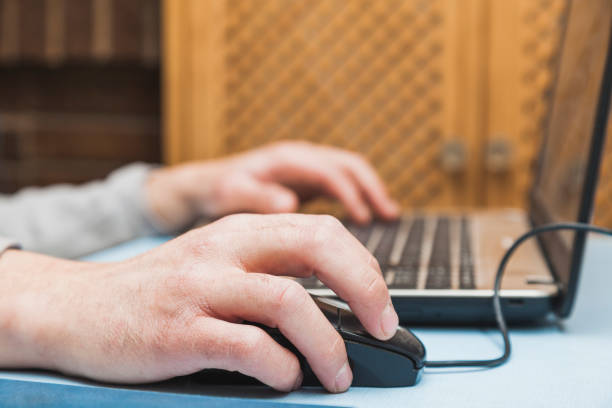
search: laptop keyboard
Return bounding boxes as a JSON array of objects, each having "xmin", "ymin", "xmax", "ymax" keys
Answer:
[
  {"xmin": 392, "ymin": 217, "xmax": 424, "ymax": 288},
  {"xmin": 299, "ymin": 216, "xmax": 476, "ymax": 291},
  {"xmin": 372, "ymin": 221, "xmax": 400, "ymax": 267},
  {"xmin": 425, "ymin": 218, "xmax": 451, "ymax": 289},
  {"xmin": 459, "ymin": 218, "xmax": 476, "ymax": 289}
]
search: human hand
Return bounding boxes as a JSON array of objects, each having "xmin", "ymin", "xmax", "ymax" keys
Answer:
[
  {"xmin": 146, "ymin": 141, "xmax": 400, "ymax": 231},
  {"xmin": 0, "ymin": 214, "xmax": 398, "ymax": 392}
]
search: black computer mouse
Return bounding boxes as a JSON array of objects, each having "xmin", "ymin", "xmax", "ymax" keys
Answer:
[{"xmin": 193, "ymin": 295, "xmax": 426, "ymax": 388}]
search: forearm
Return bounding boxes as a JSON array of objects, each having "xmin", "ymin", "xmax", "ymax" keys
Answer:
[
  {"xmin": 0, "ymin": 163, "xmax": 163, "ymax": 258},
  {"xmin": 0, "ymin": 250, "xmax": 91, "ymax": 370}
]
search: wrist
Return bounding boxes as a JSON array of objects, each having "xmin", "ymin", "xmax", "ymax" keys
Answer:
[
  {"xmin": 146, "ymin": 161, "xmax": 228, "ymax": 230},
  {"xmin": 0, "ymin": 250, "xmax": 93, "ymax": 371},
  {"xmin": 146, "ymin": 166, "xmax": 196, "ymax": 232}
]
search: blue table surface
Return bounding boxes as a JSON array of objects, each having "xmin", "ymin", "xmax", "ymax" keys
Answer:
[{"xmin": 2, "ymin": 235, "xmax": 611, "ymax": 407}]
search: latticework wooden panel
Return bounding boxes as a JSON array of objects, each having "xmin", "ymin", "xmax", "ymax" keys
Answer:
[
  {"xmin": 222, "ymin": 0, "xmax": 455, "ymax": 210},
  {"xmin": 485, "ymin": 0, "xmax": 568, "ymax": 208},
  {"xmin": 165, "ymin": 0, "xmax": 571, "ymax": 212},
  {"xmin": 167, "ymin": 0, "xmax": 612, "ymax": 224},
  {"xmin": 514, "ymin": 0, "xmax": 568, "ymax": 204}
]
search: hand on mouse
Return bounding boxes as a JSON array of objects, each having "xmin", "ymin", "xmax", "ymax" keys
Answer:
[
  {"xmin": 0, "ymin": 214, "xmax": 399, "ymax": 393},
  {"xmin": 146, "ymin": 141, "xmax": 400, "ymax": 231}
]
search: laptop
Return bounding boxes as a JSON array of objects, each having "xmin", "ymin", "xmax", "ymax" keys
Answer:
[{"xmin": 299, "ymin": 0, "xmax": 612, "ymax": 324}]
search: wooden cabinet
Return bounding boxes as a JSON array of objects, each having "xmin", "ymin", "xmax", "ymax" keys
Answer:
[
  {"xmin": 163, "ymin": 0, "xmax": 612, "ymax": 223},
  {"xmin": 0, "ymin": 0, "xmax": 161, "ymax": 193}
]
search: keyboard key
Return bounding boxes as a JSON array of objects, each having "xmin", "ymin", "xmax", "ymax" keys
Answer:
[
  {"xmin": 391, "ymin": 266, "xmax": 419, "ymax": 288},
  {"xmin": 459, "ymin": 217, "xmax": 476, "ymax": 289},
  {"xmin": 389, "ymin": 218, "xmax": 424, "ymax": 289},
  {"xmin": 398, "ymin": 217, "xmax": 425, "ymax": 267},
  {"xmin": 390, "ymin": 217, "xmax": 425, "ymax": 289},
  {"xmin": 372, "ymin": 220, "xmax": 400, "ymax": 267},
  {"xmin": 425, "ymin": 218, "xmax": 451, "ymax": 289}
]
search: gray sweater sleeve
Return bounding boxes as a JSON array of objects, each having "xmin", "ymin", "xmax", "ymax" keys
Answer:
[{"xmin": 0, "ymin": 163, "xmax": 165, "ymax": 259}]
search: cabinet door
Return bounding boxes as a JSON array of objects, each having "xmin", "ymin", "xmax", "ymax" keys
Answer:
[{"xmin": 163, "ymin": 0, "xmax": 489, "ymax": 213}]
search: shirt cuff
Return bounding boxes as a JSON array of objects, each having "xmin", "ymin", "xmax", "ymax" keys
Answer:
[
  {"xmin": 106, "ymin": 162, "xmax": 170, "ymax": 236},
  {"xmin": 0, "ymin": 237, "xmax": 21, "ymax": 255}
]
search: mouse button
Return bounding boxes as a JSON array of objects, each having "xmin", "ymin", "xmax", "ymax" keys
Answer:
[
  {"xmin": 311, "ymin": 295, "xmax": 351, "ymax": 312},
  {"xmin": 345, "ymin": 340, "xmax": 420, "ymax": 387},
  {"xmin": 312, "ymin": 296, "xmax": 340, "ymax": 328},
  {"xmin": 387, "ymin": 327, "xmax": 426, "ymax": 367},
  {"xmin": 338, "ymin": 308, "xmax": 369, "ymax": 335}
]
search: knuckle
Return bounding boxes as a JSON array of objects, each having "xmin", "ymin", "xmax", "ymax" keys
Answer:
[
  {"xmin": 308, "ymin": 215, "xmax": 348, "ymax": 252},
  {"xmin": 349, "ymin": 152, "xmax": 378, "ymax": 178},
  {"xmin": 368, "ymin": 253, "xmax": 382, "ymax": 274},
  {"xmin": 352, "ymin": 151, "xmax": 368, "ymax": 164},
  {"xmin": 270, "ymin": 140, "xmax": 291, "ymax": 150},
  {"xmin": 286, "ymin": 358, "xmax": 302, "ymax": 386},
  {"xmin": 286, "ymin": 139, "xmax": 311, "ymax": 149},
  {"xmin": 178, "ymin": 225, "xmax": 206, "ymax": 245},
  {"xmin": 363, "ymin": 272, "xmax": 387, "ymax": 301},
  {"xmin": 212, "ymin": 179, "xmax": 236, "ymax": 203},
  {"xmin": 270, "ymin": 140, "xmax": 308, "ymax": 155},
  {"xmin": 183, "ymin": 227, "xmax": 220, "ymax": 259},
  {"xmin": 185, "ymin": 232, "xmax": 213, "ymax": 257},
  {"xmin": 250, "ymin": 273, "xmax": 277, "ymax": 300},
  {"xmin": 230, "ymin": 327, "xmax": 266, "ymax": 362},
  {"xmin": 214, "ymin": 213, "xmax": 251, "ymax": 231},
  {"xmin": 274, "ymin": 278, "xmax": 309, "ymax": 312},
  {"xmin": 316, "ymin": 214, "xmax": 344, "ymax": 234},
  {"xmin": 274, "ymin": 355, "xmax": 301, "ymax": 391},
  {"xmin": 223, "ymin": 212, "xmax": 249, "ymax": 224},
  {"xmin": 321, "ymin": 333, "xmax": 346, "ymax": 363}
]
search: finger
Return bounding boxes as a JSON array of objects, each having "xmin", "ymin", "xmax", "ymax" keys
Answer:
[
  {"xmin": 192, "ymin": 317, "xmax": 302, "ymax": 392},
  {"xmin": 333, "ymin": 150, "xmax": 400, "ymax": 219},
  {"xmin": 313, "ymin": 166, "xmax": 371, "ymax": 223},
  {"xmin": 208, "ymin": 214, "xmax": 398, "ymax": 340},
  {"xmin": 217, "ymin": 174, "xmax": 299, "ymax": 214},
  {"xmin": 206, "ymin": 273, "xmax": 352, "ymax": 393},
  {"xmin": 268, "ymin": 158, "xmax": 372, "ymax": 223}
]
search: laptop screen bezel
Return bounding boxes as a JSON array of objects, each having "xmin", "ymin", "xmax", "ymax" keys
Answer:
[{"xmin": 528, "ymin": 10, "xmax": 612, "ymax": 318}]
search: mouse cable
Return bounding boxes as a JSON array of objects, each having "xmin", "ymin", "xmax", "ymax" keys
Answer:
[{"xmin": 424, "ymin": 222, "xmax": 612, "ymax": 369}]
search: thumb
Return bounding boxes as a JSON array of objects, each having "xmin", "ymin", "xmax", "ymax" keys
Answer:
[{"xmin": 221, "ymin": 175, "xmax": 299, "ymax": 214}]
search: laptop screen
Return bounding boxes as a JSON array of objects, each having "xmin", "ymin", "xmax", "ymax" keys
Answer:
[{"xmin": 529, "ymin": 0, "xmax": 612, "ymax": 316}]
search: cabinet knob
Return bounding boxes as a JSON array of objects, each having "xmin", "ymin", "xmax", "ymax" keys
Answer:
[
  {"xmin": 486, "ymin": 138, "xmax": 512, "ymax": 173},
  {"xmin": 440, "ymin": 140, "xmax": 466, "ymax": 173}
]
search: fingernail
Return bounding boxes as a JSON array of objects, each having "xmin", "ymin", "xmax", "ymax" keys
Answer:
[
  {"xmin": 334, "ymin": 362, "xmax": 352, "ymax": 392},
  {"xmin": 293, "ymin": 370, "xmax": 303, "ymax": 390},
  {"xmin": 381, "ymin": 301, "xmax": 399, "ymax": 338}
]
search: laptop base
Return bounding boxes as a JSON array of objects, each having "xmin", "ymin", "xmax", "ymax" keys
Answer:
[{"xmin": 392, "ymin": 295, "xmax": 553, "ymax": 325}]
